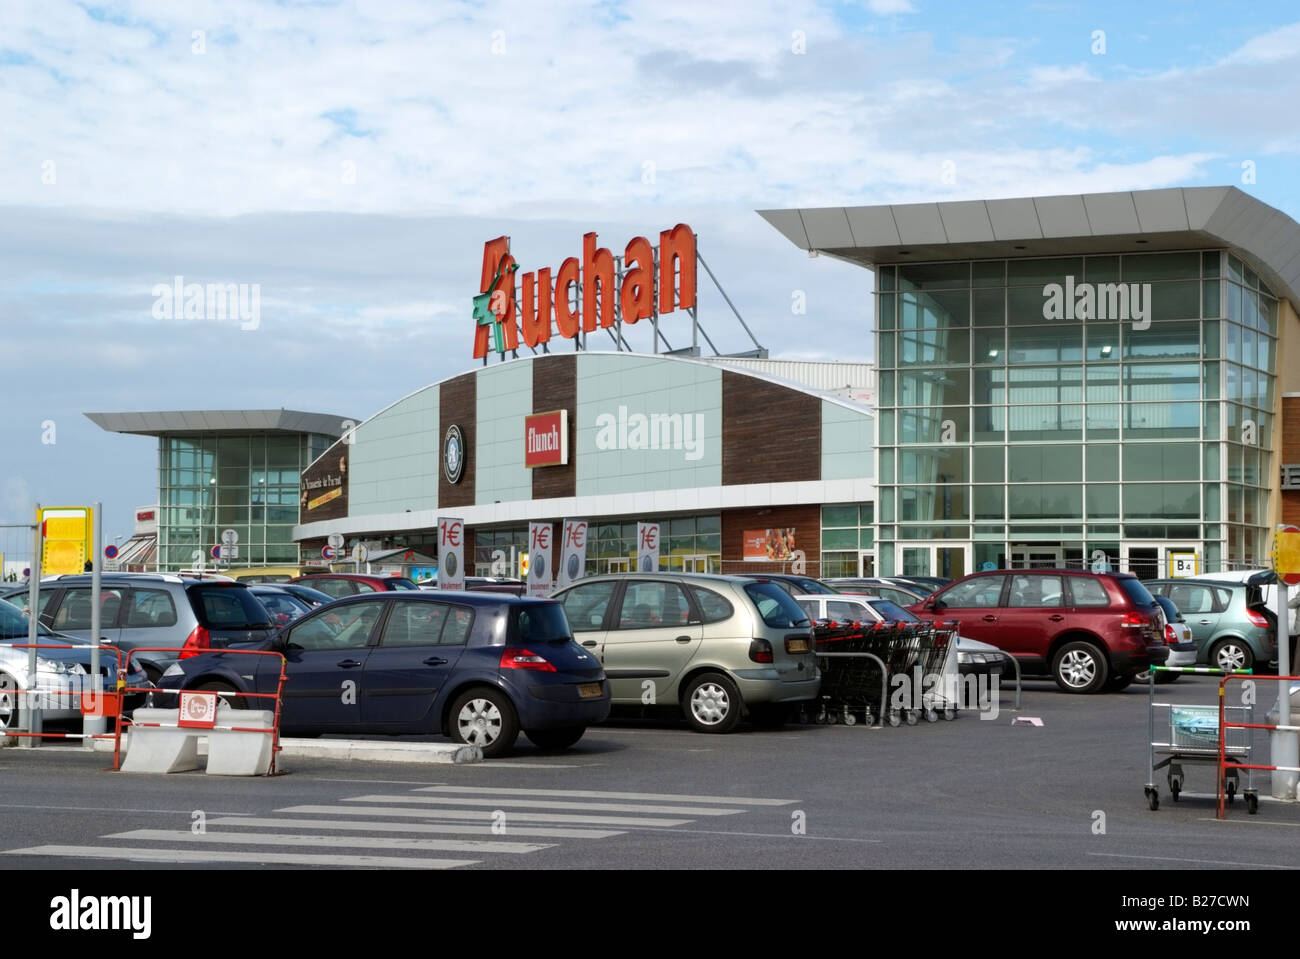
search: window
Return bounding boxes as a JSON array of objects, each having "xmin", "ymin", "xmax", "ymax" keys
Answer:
[
  {"xmin": 938, "ymin": 576, "xmax": 1005, "ymax": 609},
  {"xmin": 379, "ymin": 601, "xmax": 451, "ymax": 647},
  {"xmin": 1007, "ymin": 574, "xmax": 1064, "ymax": 608},
  {"xmin": 516, "ymin": 605, "xmax": 572, "ymax": 643},
  {"xmin": 617, "ymin": 581, "xmax": 692, "ymax": 629},
  {"xmin": 1068, "ymin": 577, "xmax": 1110, "ymax": 607},
  {"xmin": 290, "ymin": 602, "xmax": 381, "ymax": 650},
  {"xmin": 560, "ymin": 581, "xmax": 617, "ymax": 632},
  {"xmin": 124, "ymin": 589, "xmax": 178, "ymax": 628},
  {"xmin": 827, "ymin": 601, "xmax": 866, "ymax": 622},
  {"xmin": 53, "ymin": 588, "xmax": 124, "ymax": 630},
  {"xmin": 311, "ymin": 578, "xmax": 355, "ymax": 599},
  {"xmin": 744, "ymin": 583, "xmax": 811, "ymax": 628},
  {"xmin": 687, "ymin": 587, "xmax": 733, "ymax": 624},
  {"xmin": 194, "ymin": 587, "xmax": 273, "ymax": 628},
  {"xmin": 1169, "ymin": 584, "xmax": 1216, "ymax": 615}
]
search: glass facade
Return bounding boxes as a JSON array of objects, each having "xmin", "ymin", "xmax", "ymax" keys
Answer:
[
  {"xmin": 473, "ymin": 516, "xmax": 723, "ymax": 577},
  {"xmin": 820, "ymin": 504, "xmax": 874, "ymax": 576},
  {"xmin": 157, "ymin": 432, "xmax": 333, "ymax": 569},
  {"xmin": 875, "ymin": 251, "xmax": 1276, "ymax": 575}
]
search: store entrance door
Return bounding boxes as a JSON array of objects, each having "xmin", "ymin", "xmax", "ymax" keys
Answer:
[
  {"xmin": 897, "ymin": 543, "xmax": 970, "ymax": 581},
  {"xmin": 859, "ymin": 551, "xmax": 875, "ymax": 577},
  {"xmin": 607, "ymin": 558, "xmax": 630, "ymax": 573},
  {"xmin": 1009, "ymin": 545, "xmax": 1064, "ymax": 569}
]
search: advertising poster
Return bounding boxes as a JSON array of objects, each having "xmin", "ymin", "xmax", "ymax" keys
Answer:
[
  {"xmin": 743, "ymin": 528, "xmax": 797, "ymax": 562},
  {"xmin": 556, "ymin": 519, "xmax": 588, "ymax": 588},
  {"xmin": 437, "ymin": 516, "xmax": 465, "ymax": 590},
  {"xmin": 636, "ymin": 522, "xmax": 660, "ymax": 573},
  {"xmin": 527, "ymin": 522, "xmax": 554, "ymax": 598}
]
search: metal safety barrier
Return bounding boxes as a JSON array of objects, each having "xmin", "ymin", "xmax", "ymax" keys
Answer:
[
  {"xmin": 1217, "ymin": 673, "xmax": 1300, "ymax": 818},
  {"xmin": 1, "ymin": 643, "xmax": 128, "ymax": 743}
]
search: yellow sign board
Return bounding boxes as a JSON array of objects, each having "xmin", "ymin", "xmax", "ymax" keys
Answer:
[
  {"xmin": 1273, "ymin": 527, "xmax": 1300, "ymax": 583},
  {"xmin": 39, "ymin": 506, "xmax": 94, "ymax": 576}
]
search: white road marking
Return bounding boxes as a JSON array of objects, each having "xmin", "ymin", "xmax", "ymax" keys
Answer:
[
  {"xmin": 206, "ymin": 816, "xmax": 624, "ymax": 839},
  {"xmin": 415, "ymin": 785, "xmax": 798, "ymax": 805},
  {"xmin": 1088, "ymin": 852, "xmax": 1292, "ymax": 869},
  {"xmin": 107, "ymin": 829, "xmax": 551, "ymax": 854},
  {"xmin": 342, "ymin": 793, "xmax": 744, "ymax": 816},
  {"xmin": 6, "ymin": 845, "xmax": 475, "ymax": 869},
  {"xmin": 0, "ymin": 803, "xmax": 251, "ymax": 816},
  {"xmin": 277, "ymin": 804, "xmax": 692, "ymax": 827}
]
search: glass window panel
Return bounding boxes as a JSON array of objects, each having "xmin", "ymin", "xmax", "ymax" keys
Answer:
[
  {"xmin": 822, "ymin": 506, "xmax": 857, "ymax": 527},
  {"xmin": 1007, "ymin": 405, "xmax": 1082, "ymax": 441},
  {"xmin": 899, "ymin": 408, "xmax": 968, "ymax": 444},
  {"xmin": 821, "ymin": 528, "xmax": 857, "ymax": 549},
  {"xmin": 1007, "ymin": 574, "xmax": 1065, "ymax": 607},
  {"xmin": 1124, "ymin": 321, "xmax": 1200, "ymax": 359},
  {"xmin": 897, "ymin": 262, "xmax": 969, "ymax": 291},
  {"xmin": 878, "ymin": 332, "xmax": 895, "ymax": 367},
  {"xmin": 1123, "ymin": 251, "xmax": 1201, "ymax": 281},
  {"xmin": 972, "ymin": 261, "xmax": 1004, "ymax": 288},
  {"xmin": 879, "ymin": 411, "xmax": 894, "ymax": 444},
  {"xmin": 1123, "ymin": 483, "xmax": 1199, "ymax": 519},
  {"xmin": 973, "ymin": 485, "xmax": 1004, "ymax": 520},
  {"xmin": 1204, "ymin": 483, "xmax": 1221, "ymax": 521},
  {"xmin": 899, "ymin": 290, "xmax": 970, "ymax": 328},
  {"xmin": 1086, "ymin": 404, "xmax": 1120, "ymax": 439},
  {"xmin": 899, "ymin": 485, "xmax": 969, "ymax": 522},
  {"xmin": 972, "ymin": 446, "xmax": 1004, "ymax": 482},
  {"xmin": 1008, "ymin": 446, "xmax": 1081, "ymax": 483},
  {"xmin": 1243, "ymin": 264, "xmax": 1259, "ymax": 289},
  {"xmin": 899, "ymin": 370, "xmax": 969, "ymax": 408},
  {"xmin": 859, "ymin": 528, "xmax": 875, "ymax": 549},
  {"xmin": 1148, "ymin": 280, "xmax": 1202, "ymax": 321},
  {"xmin": 972, "ymin": 288, "xmax": 1005, "ymax": 326},
  {"xmin": 1124, "ymin": 363, "xmax": 1200, "ymax": 402},
  {"xmin": 1008, "ymin": 485, "xmax": 1082, "ymax": 519},
  {"xmin": 879, "ymin": 371, "xmax": 894, "ymax": 407},
  {"xmin": 1257, "ymin": 335, "xmax": 1274, "ymax": 375},
  {"xmin": 972, "ymin": 327, "xmax": 1004, "ymax": 364},
  {"xmin": 1085, "ymin": 255, "xmax": 1120, "ymax": 282},
  {"xmin": 1086, "ymin": 484, "xmax": 1119, "ymax": 519},
  {"xmin": 1203, "ymin": 280, "xmax": 1221, "ymax": 319},
  {"xmin": 973, "ymin": 368, "xmax": 1006, "ymax": 405},
  {"xmin": 1203, "ymin": 251, "xmax": 1220, "ymax": 278},
  {"xmin": 1086, "ymin": 445, "xmax": 1119, "ymax": 481},
  {"xmin": 696, "ymin": 514, "xmax": 720, "ymax": 534},
  {"xmin": 1227, "ymin": 282, "xmax": 1242, "ymax": 324},
  {"xmin": 1202, "ymin": 362, "xmax": 1219, "ymax": 400},
  {"xmin": 899, "ymin": 329, "xmax": 969, "ymax": 365},
  {"xmin": 1259, "ymin": 296, "xmax": 1277, "ymax": 336},
  {"xmin": 876, "ymin": 293, "xmax": 894, "ymax": 331},
  {"xmin": 1124, "ymin": 402, "xmax": 1199, "ymax": 437},
  {"xmin": 879, "ymin": 449, "xmax": 895, "ymax": 483},
  {"xmin": 1008, "ymin": 326, "xmax": 1081, "ymax": 364},
  {"xmin": 1122, "ymin": 442, "xmax": 1198, "ymax": 481},
  {"xmin": 859, "ymin": 504, "xmax": 874, "ymax": 525},
  {"xmin": 1007, "ymin": 257, "xmax": 1082, "ymax": 286},
  {"xmin": 899, "ymin": 447, "xmax": 969, "ymax": 484},
  {"xmin": 878, "ymin": 266, "xmax": 895, "ymax": 292},
  {"xmin": 880, "ymin": 493, "xmax": 895, "ymax": 522},
  {"xmin": 1203, "ymin": 445, "xmax": 1221, "ymax": 483},
  {"xmin": 972, "ymin": 406, "xmax": 1005, "ymax": 442},
  {"xmin": 1085, "ymin": 324, "xmax": 1121, "ymax": 362},
  {"xmin": 1008, "ymin": 286, "xmax": 1051, "ymax": 325}
]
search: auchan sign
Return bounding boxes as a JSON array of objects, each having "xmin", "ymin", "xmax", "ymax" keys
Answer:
[{"xmin": 473, "ymin": 225, "xmax": 697, "ymax": 358}]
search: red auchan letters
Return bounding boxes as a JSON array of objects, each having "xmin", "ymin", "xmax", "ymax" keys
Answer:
[{"xmin": 474, "ymin": 225, "xmax": 697, "ymax": 359}]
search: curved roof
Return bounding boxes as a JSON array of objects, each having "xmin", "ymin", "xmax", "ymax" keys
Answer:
[
  {"xmin": 759, "ymin": 186, "xmax": 1300, "ymax": 311},
  {"xmin": 85, "ymin": 409, "xmax": 356, "ymax": 437}
]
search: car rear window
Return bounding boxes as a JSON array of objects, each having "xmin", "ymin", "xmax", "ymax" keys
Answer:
[
  {"xmin": 190, "ymin": 586, "xmax": 274, "ymax": 628},
  {"xmin": 389, "ymin": 579, "xmax": 418, "ymax": 590},
  {"xmin": 744, "ymin": 583, "xmax": 812, "ymax": 628},
  {"xmin": 1118, "ymin": 578, "xmax": 1157, "ymax": 608},
  {"xmin": 516, "ymin": 604, "xmax": 573, "ymax": 643},
  {"xmin": 688, "ymin": 586, "xmax": 734, "ymax": 624}
]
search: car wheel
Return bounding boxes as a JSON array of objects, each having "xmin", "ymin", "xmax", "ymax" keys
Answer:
[
  {"xmin": 748, "ymin": 703, "xmax": 791, "ymax": 729},
  {"xmin": 1154, "ymin": 670, "xmax": 1180, "ymax": 685},
  {"xmin": 1051, "ymin": 641, "xmax": 1108, "ymax": 694},
  {"xmin": 524, "ymin": 726, "xmax": 585, "ymax": 751},
  {"xmin": 682, "ymin": 672, "xmax": 742, "ymax": 733},
  {"xmin": 450, "ymin": 687, "xmax": 519, "ymax": 758},
  {"xmin": 0, "ymin": 671, "xmax": 18, "ymax": 733},
  {"xmin": 196, "ymin": 681, "xmax": 248, "ymax": 710},
  {"xmin": 1210, "ymin": 639, "xmax": 1253, "ymax": 673}
]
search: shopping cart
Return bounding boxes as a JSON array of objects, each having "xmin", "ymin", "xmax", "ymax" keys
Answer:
[{"xmin": 1144, "ymin": 665, "xmax": 1257, "ymax": 812}]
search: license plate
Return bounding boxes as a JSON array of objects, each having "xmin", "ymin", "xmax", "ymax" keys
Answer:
[
  {"xmin": 577, "ymin": 683, "xmax": 603, "ymax": 699},
  {"xmin": 786, "ymin": 638, "xmax": 810, "ymax": 653}
]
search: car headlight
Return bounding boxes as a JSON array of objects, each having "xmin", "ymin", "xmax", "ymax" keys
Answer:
[
  {"xmin": 162, "ymin": 662, "xmax": 186, "ymax": 678},
  {"xmin": 35, "ymin": 657, "xmax": 71, "ymax": 675}
]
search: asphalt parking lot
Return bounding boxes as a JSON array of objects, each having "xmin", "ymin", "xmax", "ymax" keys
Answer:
[{"xmin": 3, "ymin": 674, "xmax": 1298, "ymax": 874}]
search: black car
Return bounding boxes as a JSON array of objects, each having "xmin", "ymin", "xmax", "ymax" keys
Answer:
[{"xmin": 160, "ymin": 590, "xmax": 610, "ymax": 757}]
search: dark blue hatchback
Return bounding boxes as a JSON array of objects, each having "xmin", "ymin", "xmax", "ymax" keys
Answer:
[{"xmin": 158, "ymin": 591, "xmax": 610, "ymax": 757}]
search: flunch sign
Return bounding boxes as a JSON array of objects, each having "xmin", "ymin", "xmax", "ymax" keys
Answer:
[
  {"xmin": 525, "ymin": 410, "xmax": 569, "ymax": 468},
  {"xmin": 473, "ymin": 224, "xmax": 697, "ymax": 358}
]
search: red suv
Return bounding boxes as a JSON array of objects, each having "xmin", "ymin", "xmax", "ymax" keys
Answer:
[
  {"xmin": 288, "ymin": 573, "xmax": 419, "ymax": 599},
  {"xmin": 906, "ymin": 569, "xmax": 1168, "ymax": 693}
]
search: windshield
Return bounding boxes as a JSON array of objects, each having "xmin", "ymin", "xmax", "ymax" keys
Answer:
[
  {"xmin": 867, "ymin": 599, "xmax": 918, "ymax": 622},
  {"xmin": 744, "ymin": 583, "xmax": 812, "ymax": 628},
  {"xmin": 0, "ymin": 598, "xmax": 60, "ymax": 640},
  {"xmin": 515, "ymin": 603, "xmax": 573, "ymax": 642}
]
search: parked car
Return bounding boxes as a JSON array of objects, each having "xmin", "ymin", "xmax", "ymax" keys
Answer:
[
  {"xmin": 735, "ymin": 574, "xmax": 841, "ymax": 598},
  {"xmin": 247, "ymin": 585, "xmax": 313, "ymax": 627},
  {"xmin": 827, "ymin": 578, "xmax": 930, "ymax": 607},
  {"xmin": 906, "ymin": 569, "xmax": 1168, "ymax": 693},
  {"xmin": 0, "ymin": 573, "xmax": 277, "ymax": 682},
  {"xmin": 1136, "ymin": 595, "xmax": 1197, "ymax": 684},
  {"xmin": 288, "ymin": 573, "xmax": 419, "ymax": 598},
  {"xmin": 1143, "ymin": 578, "xmax": 1278, "ymax": 672},
  {"xmin": 793, "ymin": 593, "xmax": 1010, "ymax": 682},
  {"xmin": 278, "ymin": 583, "xmax": 336, "ymax": 609},
  {"xmin": 158, "ymin": 590, "xmax": 609, "ymax": 757},
  {"xmin": 232, "ymin": 566, "xmax": 307, "ymax": 584},
  {"xmin": 552, "ymin": 572, "xmax": 820, "ymax": 732},
  {"xmin": 0, "ymin": 599, "xmax": 152, "ymax": 733},
  {"xmin": 1183, "ymin": 568, "xmax": 1298, "ymax": 644}
]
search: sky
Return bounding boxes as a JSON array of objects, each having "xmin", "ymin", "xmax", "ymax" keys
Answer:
[{"xmin": 1, "ymin": 0, "xmax": 1298, "ymax": 553}]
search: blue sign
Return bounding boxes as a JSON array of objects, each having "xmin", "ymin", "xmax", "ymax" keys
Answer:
[{"xmin": 980, "ymin": 561, "xmax": 996, "ymax": 571}]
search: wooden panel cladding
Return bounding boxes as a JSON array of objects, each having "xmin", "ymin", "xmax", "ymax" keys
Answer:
[
  {"xmin": 532, "ymin": 354, "xmax": 577, "ymax": 500},
  {"xmin": 439, "ymin": 372, "xmax": 477, "ymax": 509},
  {"xmin": 721, "ymin": 505, "xmax": 821, "ymax": 569},
  {"xmin": 721, "ymin": 370, "xmax": 820, "ymax": 486}
]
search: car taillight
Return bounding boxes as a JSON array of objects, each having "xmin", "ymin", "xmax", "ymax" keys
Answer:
[
  {"xmin": 749, "ymin": 639, "xmax": 774, "ymax": 664},
  {"xmin": 499, "ymin": 648, "xmax": 557, "ymax": 672},
  {"xmin": 1120, "ymin": 612, "xmax": 1148, "ymax": 628},
  {"xmin": 180, "ymin": 625, "xmax": 210, "ymax": 660},
  {"xmin": 1247, "ymin": 608, "xmax": 1269, "ymax": 628},
  {"xmin": 1165, "ymin": 624, "xmax": 1177, "ymax": 644}
]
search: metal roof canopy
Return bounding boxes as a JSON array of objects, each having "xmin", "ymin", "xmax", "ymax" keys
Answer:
[
  {"xmin": 85, "ymin": 409, "xmax": 356, "ymax": 438},
  {"xmin": 758, "ymin": 186, "xmax": 1300, "ymax": 313}
]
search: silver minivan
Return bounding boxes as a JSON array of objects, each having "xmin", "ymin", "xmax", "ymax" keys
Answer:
[{"xmin": 552, "ymin": 572, "xmax": 820, "ymax": 732}]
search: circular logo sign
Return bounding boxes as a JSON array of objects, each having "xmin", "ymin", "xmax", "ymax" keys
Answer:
[
  {"xmin": 443, "ymin": 551, "xmax": 458, "ymax": 578},
  {"xmin": 567, "ymin": 553, "xmax": 581, "ymax": 580},
  {"xmin": 640, "ymin": 554, "xmax": 655, "ymax": 572},
  {"xmin": 443, "ymin": 425, "xmax": 465, "ymax": 485},
  {"xmin": 532, "ymin": 555, "xmax": 546, "ymax": 580}
]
